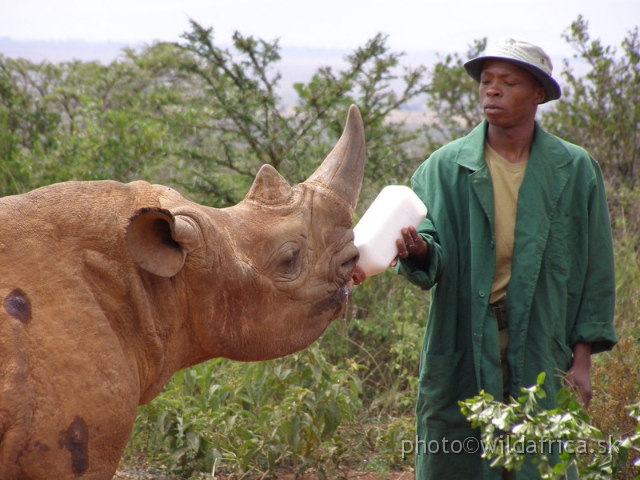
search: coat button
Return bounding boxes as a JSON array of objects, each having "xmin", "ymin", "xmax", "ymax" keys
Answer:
[
  {"xmin": 478, "ymin": 290, "xmax": 486, "ymax": 298},
  {"xmin": 490, "ymin": 239, "xmax": 495, "ymax": 249}
]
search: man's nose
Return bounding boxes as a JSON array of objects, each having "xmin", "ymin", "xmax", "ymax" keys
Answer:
[{"xmin": 486, "ymin": 84, "xmax": 501, "ymax": 96}]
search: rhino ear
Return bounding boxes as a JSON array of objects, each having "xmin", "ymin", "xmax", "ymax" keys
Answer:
[
  {"xmin": 125, "ymin": 208, "xmax": 199, "ymax": 277},
  {"xmin": 245, "ymin": 164, "xmax": 294, "ymax": 204}
]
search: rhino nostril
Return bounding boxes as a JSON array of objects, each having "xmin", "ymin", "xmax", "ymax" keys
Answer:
[{"xmin": 341, "ymin": 254, "xmax": 358, "ymax": 273}]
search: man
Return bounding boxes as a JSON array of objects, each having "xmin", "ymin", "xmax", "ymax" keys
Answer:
[{"xmin": 355, "ymin": 37, "xmax": 618, "ymax": 479}]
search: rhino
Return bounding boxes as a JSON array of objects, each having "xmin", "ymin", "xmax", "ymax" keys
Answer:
[{"xmin": 0, "ymin": 105, "xmax": 365, "ymax": 479}]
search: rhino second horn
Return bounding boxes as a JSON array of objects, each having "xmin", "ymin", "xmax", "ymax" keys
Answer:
[
  {"xmin": 305, "ymin": 104, "xmax": 366, "ymax": 209},
  {"xmin": 245, "ymin": 164, "xmax": 294, "ymax": 204}
]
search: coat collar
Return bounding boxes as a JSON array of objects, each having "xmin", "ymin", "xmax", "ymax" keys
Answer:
[
  {"xmin": 456, "ymin": 120, "xmax": 573, "ymax": 227},
  {"xmin": 454, "ymin": 122, "xmax": 488, "ymax": 172},
  {"xmin": 454, "ymin": 120, "xmax": 572, "ymax": 172}
]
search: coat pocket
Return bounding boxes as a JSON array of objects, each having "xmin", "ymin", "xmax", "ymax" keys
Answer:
[{"xmin": 417, "ymin": 348, "xmax": 477, "ymax": 429}]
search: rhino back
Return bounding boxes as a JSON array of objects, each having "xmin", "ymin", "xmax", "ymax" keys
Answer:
[{"xmin": 1, "ymin": 180, "xmax": 148, "ymax": 244}]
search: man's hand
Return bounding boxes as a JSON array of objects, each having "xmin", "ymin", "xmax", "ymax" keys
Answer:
[
  {"xmin": 393, "ymin": 226, "xmax": 429, "ymax": 266},
  {"xmin": 355, "ymin": 225, "xmax": 428, "ymax": 281},
  {"xmin": 565, "ymin": 342, "xmax": 593, "ymax": 408}
]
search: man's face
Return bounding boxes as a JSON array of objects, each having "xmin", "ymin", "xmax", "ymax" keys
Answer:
[{"xmin": 479, "ymin": 59, "xmax": 546, "ymax": 127}]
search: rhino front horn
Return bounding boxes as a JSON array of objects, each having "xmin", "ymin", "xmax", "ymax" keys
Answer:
[{"xmin": 305, "ymin": 104, "xmax": 366, "ymax": 209}]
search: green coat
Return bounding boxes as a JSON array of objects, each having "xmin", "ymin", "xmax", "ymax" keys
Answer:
[{"xmin": 398, "ymin": 121, "xmax": 618, "ymax": 479}]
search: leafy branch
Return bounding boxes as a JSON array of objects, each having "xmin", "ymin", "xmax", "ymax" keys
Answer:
[{"xmin": 460, "ymin": 372, "xmax": 640, "ymax": 479}]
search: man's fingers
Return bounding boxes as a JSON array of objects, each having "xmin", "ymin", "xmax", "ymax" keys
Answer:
[{"xmin": 397, "ymin": 238, "xmax": 409, "ymax": 258}]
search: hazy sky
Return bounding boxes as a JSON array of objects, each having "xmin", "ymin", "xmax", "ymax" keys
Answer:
[{"xmin": 2, "ymin": 0, "xmax": 638, "ymax": 57}]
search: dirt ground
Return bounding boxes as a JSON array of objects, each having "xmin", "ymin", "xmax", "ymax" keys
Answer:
[
  {"xmin": 114, "ymin": 468, "xmax": 415, "ymax": 480},
  {"xmin": 276, "ymin": 472, "xmax": 414, "ymax": 480}
]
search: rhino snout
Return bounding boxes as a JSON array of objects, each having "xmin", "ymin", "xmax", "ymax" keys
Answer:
[{"xmin": 336, "ymin": 243, "xmax": 359, "ymax": 285}]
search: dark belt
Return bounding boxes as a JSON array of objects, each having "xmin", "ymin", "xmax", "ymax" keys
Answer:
[{"xmin": 491, "ymin": 300, "xmax": 508, "ymax": 330}]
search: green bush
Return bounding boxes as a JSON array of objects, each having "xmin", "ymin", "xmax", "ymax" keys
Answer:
[
  {"xmin": 325, "ymin": 269, "xmax": 428, "ymax": 415},
  {"xmin": 127, "ymin": 344, "xmax": 362, "ymax": 478}
]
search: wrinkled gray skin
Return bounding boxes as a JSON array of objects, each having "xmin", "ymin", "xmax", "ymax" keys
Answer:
[{"xmin": 0, "ymin": 106, "xmax": 366, "ymax": 479}]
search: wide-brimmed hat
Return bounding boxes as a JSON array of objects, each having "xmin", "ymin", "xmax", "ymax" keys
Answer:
[{"xmin": 464, "ymin": 37, "xmax": 562, "ymax": 103}]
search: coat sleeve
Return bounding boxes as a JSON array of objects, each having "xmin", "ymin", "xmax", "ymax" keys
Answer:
[{"xmin": 568, "ymin": 158, "xmax": 618, "ymax": 354}]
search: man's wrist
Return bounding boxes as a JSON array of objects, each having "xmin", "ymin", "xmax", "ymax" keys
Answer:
[{"xmin": 572, "ymin": 342, "xmax": 592, "ymax": 367}]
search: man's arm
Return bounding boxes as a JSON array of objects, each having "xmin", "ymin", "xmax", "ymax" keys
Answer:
[{"xmin": 565, "ymin": 342, "xmax": 593, "ymax": 408}]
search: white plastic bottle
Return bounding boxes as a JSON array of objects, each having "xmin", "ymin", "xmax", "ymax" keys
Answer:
[{"xmin": 353, "ymin": 185, "xmax": 428, "ymax": 277}]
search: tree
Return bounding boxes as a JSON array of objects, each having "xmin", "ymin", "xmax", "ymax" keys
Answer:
[
  {"xmin": 0, "ymin": 45, "xmax": 189, "ymax": 196},
  {"xmin": 170, "ymin": 20, "xmax": 430, "ymax": 207},
  {"xmin": 0, "ymin": 56, "xmax": 61, "ymax": 195},
  {"xmin": 423, "ymin": 39, "xmax": 486, "ymax": 152},
  {"xmin": 542, "ymin": 16, "xmax": 640, "ymax": 187}
]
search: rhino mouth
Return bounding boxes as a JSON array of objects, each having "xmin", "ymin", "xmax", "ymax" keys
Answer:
[{"xmin": 312, "ymin": 282, "xmax": 352, "ymax": 322}]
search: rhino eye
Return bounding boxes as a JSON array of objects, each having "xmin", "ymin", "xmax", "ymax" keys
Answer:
[{"xmin": 281, "ymin": 249, "xmax": 300, "ymax": 274}]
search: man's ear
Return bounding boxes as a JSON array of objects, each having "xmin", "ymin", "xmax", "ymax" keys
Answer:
[{"xmin": 125, "ymin": 208, "xmax": 199, "ymax": 277}]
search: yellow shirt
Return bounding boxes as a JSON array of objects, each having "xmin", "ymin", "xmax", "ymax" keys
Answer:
[{"xmin": 484, "ymin": 143, "xmax": 528, "ymax": 304}]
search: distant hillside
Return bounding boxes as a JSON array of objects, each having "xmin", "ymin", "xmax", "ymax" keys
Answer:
[
  {"xmin": 0, "ymin": 38, "xmax": 438, "ymax": 111},
  {"xmin": 0, "ymin": 37, "xmax": 134, "ymax": 63}
]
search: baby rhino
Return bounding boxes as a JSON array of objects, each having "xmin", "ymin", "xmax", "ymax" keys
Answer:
[{"xmin": 0, "ymin": 106, "xmax": 366, "ymax": 479}]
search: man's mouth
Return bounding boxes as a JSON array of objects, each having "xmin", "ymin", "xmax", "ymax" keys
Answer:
[{"xmin": 484, "ymin": 103, "xmax": 502, "ymax": 115}]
